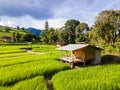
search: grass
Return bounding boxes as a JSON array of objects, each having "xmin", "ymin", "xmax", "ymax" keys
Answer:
[
  {"xmin": 0, "ymin": 59, "xmax": 69, "ymax": 86},
  {"xmin": 0, "ymin": 44, "xmax": 70, "ymax": 90},
  {"xmin": 0, "ymin": 32, "xmax": 12, "ymax": 39},
  {"xmin": 1, "ymin": 43, "xmax": 119, "ymax": 90},
  {"xmin": 0, "ymin": 76, "xmax": 47, "ymax": 90},
  {"xmin": 52, "ymin": 64, "xmax": 120, "ymax": 90}
]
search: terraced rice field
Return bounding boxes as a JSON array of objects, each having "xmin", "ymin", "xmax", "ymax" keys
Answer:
[
  {"xmin": 0, "ymin": 44, "xmax": 70, "ymax": 90},
  {"xmin": 0, "ymin": 44, "xmax": 120, "ymax": 90},
  {"xmin": 52, "ymin": 64, "xmax": 120, "ymax": 90}
]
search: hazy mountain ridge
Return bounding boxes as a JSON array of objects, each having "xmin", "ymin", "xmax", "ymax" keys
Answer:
[{"xmin": 26, "ymin": 27, "xmax": 41, "ymax": 36}]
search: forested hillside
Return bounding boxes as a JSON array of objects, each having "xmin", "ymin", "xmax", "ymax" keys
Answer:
[{"xmin": 0, "ymin": 26, "xmax": 40, "ymax": 43}]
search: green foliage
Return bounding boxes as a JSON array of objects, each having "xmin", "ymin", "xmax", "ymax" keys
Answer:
[
  {"xmin": 40, "ymin": 29, "xmax": 49, "ymax": 44},
  {"xmin": 75, "ymin": 23, "xmax": 89, "ymax": 43},
  {"xmin": 40, "ymin": 27, "xmax": 59, "ymax": 45},
  {"xmin": 4, "ymin": 27, "xmax": 11, "ymax": 32},
  {"xmin": 60, "ymin": 19, "xmax": 80, "ymax": 44},
  {"xmin": 16, "ymin": 26, "xmax": 20, "ymax": 30},
  {"xmin": 75, "ymin": 22, "xmax": 89, "ymax": 36},
  {"xmin": 40, "ymin": 21, "xmax": 59, "ymax": 45},
  {"xmin": 47, "ymin": 28, "xmax": 59, "ymax": 44},
  {"xmin": 52, "ymin": 64, "xmax": 120, "ymax": 90},
  {"xmin": 44, "ymin": 21, "xmax": 49, "ymax": 31},
  {"xmin": 0, "ymin": 26, "xmax": 40, "ymax": 43},
  {"xmin": 12, "ymin": 31, "xmax": 21, "ymax": 42},
  {"xmin": 22, "ymin": 33, "xmax": 33, "ymax": 42},
  {"xmin": 75, "ymin": 34, "xmax": 89, "ymax": 43},
  {"xmin": 60, "ymin": 27, "xmax": 69, "ymax": 44},
  {"xmin": 91, "ymin": 10, "xmax": 120, "ymax": 47}
]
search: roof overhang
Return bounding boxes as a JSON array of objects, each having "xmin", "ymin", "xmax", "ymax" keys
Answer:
[{"xmin": 56, "ymin": 44, "xmax": 103, "ymax": 51}]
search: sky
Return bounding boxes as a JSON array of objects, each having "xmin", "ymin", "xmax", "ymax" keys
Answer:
[{"xmin": 0, "ymin": 0, "xmax": 120, "ymax": 29}]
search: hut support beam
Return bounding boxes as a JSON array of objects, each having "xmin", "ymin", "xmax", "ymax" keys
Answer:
[{"xmin": 83, "ymin": 62, "xmax": 85, "ymax": 66}]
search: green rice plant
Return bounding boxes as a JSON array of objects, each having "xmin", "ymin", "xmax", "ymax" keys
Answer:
[
  {"xmin": 0, "ymin": 54, "xmax": 41, "ymax": 67},
  {"xmin": 0, "ymin": 52, "xmax": 31, "ymax": 58},
  {"xmin": 0, "ymin": 76, "xmax": 47, "ymax": 90},
  {"xmin": 0, "ymin": 44, "xmax": 69, "ymax": 89},
  {"xmin": 0, "ymin": 50, "xmax": 26, "ymax": 54},
  {"xmin": 0, "ymin": 49, "xmax": 60, "ymax": 68},
  {"xmin": 0, "ymin": 59, "xmax": 69, "ymax": 86},
  {"xmin": 32, "ymin": 45, "xmax": 57, "ymax": 52},
  {"xmin": 52, "ymin": 64, "xmax": 120, "ymax": 90}
]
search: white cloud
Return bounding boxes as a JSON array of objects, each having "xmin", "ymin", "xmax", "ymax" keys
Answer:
[
  {"xmin": 0, "ymin": 0, "xmax": 120, "ymax": 29},
  {"xmin": 0, "ymin": 20, "xmax": 17, "ymax": 27},
  {"xmin": 31, "ymin": 18, "xmax": 67, "ymax": 29},
  {"xmin": 0, "ymin": 16, "xmax": 67, "ymax": 29}
]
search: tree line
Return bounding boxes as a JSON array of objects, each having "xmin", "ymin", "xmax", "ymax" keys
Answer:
[
  {"xmin": 7, "ymin": 9, "xmax": 120, "ymax": 49},
  {"xmin": 1, "ymin": 26, "xmax": 40, "ymax": 43},
  {"xmin": 40, "ymin": 9, "xmax": 120, "ymax": 48}
]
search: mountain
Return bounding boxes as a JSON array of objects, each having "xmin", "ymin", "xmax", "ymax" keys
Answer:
[{"xmin": 26, "ymin": 27, "xmax": 41, "ymax": 36}]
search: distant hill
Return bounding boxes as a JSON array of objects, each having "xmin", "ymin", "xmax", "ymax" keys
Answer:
[
  {"xmin": 26, "ymin": 27, "xmax": 41, "ymax": 36},
  {"xmin": 0, "ymin": 26, "xmax": 41, "ymax": 41},
  {"xmin": 0, "ymin": 26, "xmax": 27, "ymax": 41}
]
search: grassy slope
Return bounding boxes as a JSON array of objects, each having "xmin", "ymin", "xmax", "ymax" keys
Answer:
[{"xmin": 0, "ymin": 27, "xmax": 26, "ymax": 40}]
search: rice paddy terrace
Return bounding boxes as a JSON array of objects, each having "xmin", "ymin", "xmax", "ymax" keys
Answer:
[{"xmin": 0, "ymin": 44, "xmax": 120, "ymax": 90}]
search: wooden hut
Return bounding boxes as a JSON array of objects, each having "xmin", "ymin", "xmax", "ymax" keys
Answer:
[
  {"xmin": 2, "ymin": 36, "xmax": 13, "ymax": 42},
  {"xmin": 56, "ymin": 41, "xmax": 65, "ymax": 47},
  {"xmin": 57, "ymin": 44, "xmax": 103, "ymax": 68}
]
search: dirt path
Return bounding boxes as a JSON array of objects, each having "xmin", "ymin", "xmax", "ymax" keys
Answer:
[
  {"xmin": 45, "ymin": 77, "xmax": 54, "ymax": 90},
  {"xmin": 27, "ymin": 51, "xmax": 46, "ymax": 55}
]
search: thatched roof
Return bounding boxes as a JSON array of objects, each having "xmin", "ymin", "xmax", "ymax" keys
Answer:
[{"xmin": 56, "ymin": 44, "xmax": 103, "ymax": 51}]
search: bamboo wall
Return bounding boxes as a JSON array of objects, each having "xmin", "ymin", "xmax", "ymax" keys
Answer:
[
  {"xmin": 73, "ymin": 49, "xmax": 86, "ymax": 61},
  {"xmin": 73, "ymin": 46, "xmax": 96, "ymax": 61}
]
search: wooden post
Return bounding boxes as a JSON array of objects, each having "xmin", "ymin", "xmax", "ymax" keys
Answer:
[
  {"xmin": 71, "ymin": 51, "xmax": 74, "ymax": 68},
  {"xmin": 66, "ymin": 51, "xmax": 68, "ymax": 57},
  {"xmin": 83, "ymin": 61, "xmax": 86, "ymax": 66},
  {"xmin": 70, "ymin": 62, "xmax": 74, "ymax": 69},
  {"xmin": 71, "ymin": 51, "xmax": 74, "ymax": 61},
  {"xmin": 83, "ymin": 50, "xmax": 86, "ymax": 66},
  {"xmin": 60, "ymin": 51, "xmax": 62, "ymax": 58},
  {"xmin": 66, "ymin": 51, "xmax": 68, "ymax": 60}
]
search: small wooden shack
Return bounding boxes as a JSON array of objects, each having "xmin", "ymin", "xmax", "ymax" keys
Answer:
[
  {"xmin": 56, "ymin": 41, "xmax": 65, "ymax": 47},
  {"xmin": 2, "ymin": 36, "xmax": 13, "ymax": 42},
  {"xmin": 57, "ymin": 44, "xmax": 103, "ymax": 68}
]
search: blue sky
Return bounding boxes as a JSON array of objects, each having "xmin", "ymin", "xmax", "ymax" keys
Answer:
[{"xmin": 0, "ymin": 0, "xmax": 120, "ymax": 29}]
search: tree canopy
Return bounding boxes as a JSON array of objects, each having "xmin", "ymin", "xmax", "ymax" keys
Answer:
[
  {"xmin": 60, "ymin": 19, "xmax": 80, "ymax": 44},
  {"xmin": 90, "ymin": 10, "xmax": 120, "ymax": 47}
]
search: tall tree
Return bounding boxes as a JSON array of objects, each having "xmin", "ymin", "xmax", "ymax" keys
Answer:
[
  {"xmin": 59, "ymin": 26, "xmax": 67, "ymax": 44},
  {"xmin": 91, "ymin": 10, "xmax": 120, "ymax": 47},
  {"xmin": 40, "ymin": 21, "xmax": 49, "ymax": 44},
  {"xmin": 17, "ymin": 26, "xmax": 20, "ymax": 30},
  {"xmin": 23, "ymin": 33, "xmax": 33, "ymax": 42},
  {"xmin": 60, "ymin": 19, "xmax": 80, "ymax": 44},
  {"xmin": 12, "ymin": 31, "xmax": 21, "ymax": 42},
  {"xmin": 47, "ymin": 28, "xmax": 59, "ymax": 44},
  {"xmin": 44, "ymin": 21, "xmax": 49, "ymax": 33},
  {"xmin": 40, "ymin": 30, "xmax": 48, "ymax": 44},
  {"xmin": 75, "ymin": 22, "xmax": 89, "ymax": 43},
  {"xmin": 4, "ymin": 27, "xmax": 11, "ymax": 32},
  {"xmin": 75, "ymin": 22, "xmax": 89, "ymax": 36}
]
